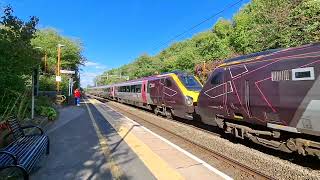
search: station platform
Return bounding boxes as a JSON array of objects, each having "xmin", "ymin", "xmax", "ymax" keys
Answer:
[{"xmin": 32, "ymin": 98, "xmax": 231, "ymax": 180}]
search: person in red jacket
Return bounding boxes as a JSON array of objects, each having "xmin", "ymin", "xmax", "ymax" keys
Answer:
[{"xmin": 74, "ymin": 88, "xmax": 81, "ymax": 106}]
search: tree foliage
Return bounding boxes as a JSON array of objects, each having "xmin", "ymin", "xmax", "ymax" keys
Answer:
[
  {"xmin": 96, "ymin": 0, "xmax": 319, "ymax": 85},
  {"xmin": 0, "ymin": 7, "xmax": 85, "ymax": 121},
  {"xmin": 32, "ymin": 28, "xmax": 85, "ymax": 92},
  {"xmin": 0, "ymin": 7, "xmax": 40, "ymax": 120},
  {"xmin": 0, "ymin": 6, "xmax": 39, "ymax": 93}
]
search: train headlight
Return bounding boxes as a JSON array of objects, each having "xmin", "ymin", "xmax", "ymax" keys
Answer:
[{"xmin": 185, "ymin": 96, "xmax": 193, "ymax": 106}]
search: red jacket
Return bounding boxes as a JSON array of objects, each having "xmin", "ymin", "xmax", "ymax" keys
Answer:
[{"xmin": 74, "ymin": 90, "xmax": 81, "ymax": 98}]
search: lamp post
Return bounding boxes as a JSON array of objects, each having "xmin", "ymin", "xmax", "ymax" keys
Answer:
[{"xmin": 56, "ymin": 44, "xmax": 65, "ymax": 94}]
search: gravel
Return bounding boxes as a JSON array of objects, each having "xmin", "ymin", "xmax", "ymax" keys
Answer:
[{"xmin": 107, "ymin": 101, "xmax": 320, "ymax": 180}]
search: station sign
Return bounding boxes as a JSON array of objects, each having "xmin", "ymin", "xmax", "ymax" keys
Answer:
[
  {"xmin": 60, "ymin": 70, "xmax": 76, "ymax": 74},
  {"xmin": 56, "ymin": 76, "xmax": 62, "ymax": 82}
]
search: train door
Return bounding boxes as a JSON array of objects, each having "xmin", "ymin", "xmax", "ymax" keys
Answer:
[
  {"xmin": 148, "ymin": 79, "xmax": 161, "ymax": 105},
  {"xmin": 112, "ymin": 86, "xmax": 115, "ymax": 99},
  {"xmin": 205, "ymin": 68, "xmax": 228, "ymax": 117},
  {"xmin": 225, "ymin": 65, "xmax": 246, "ymax": 120},
  {"xmin": 159, "ymin": 78, "xmax": 165, "ymax": 105},
  {"xmin": 141, "ymin": 80, "xmax": 148, "ymax": 104}
]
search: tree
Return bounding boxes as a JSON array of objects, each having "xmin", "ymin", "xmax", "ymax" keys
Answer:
[
  {"xmin": 31, "ymin": 29, "xmax": 85, "ymax": 92},
  {"xmin": 281, "ymin": 0, "xmax": 320, "ymax": 46},
  {"xmin": 0, "ymin": 6, "xmax": 39, "ymax": 92},
  {"xmin": 0, "ymin": 6, "xmax": 39, "ymax": 120},
  {"xmin": 99, "ymin": 0, "xmax": 320, "ymax": 84}
]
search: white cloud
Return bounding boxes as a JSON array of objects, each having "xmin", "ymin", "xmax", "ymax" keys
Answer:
[
  {"xmin": 81, "ymin": 61, "xmax": 108, "ymax": 87},
  {"xmin": 80, "ymin": 72, "xmax": 100, "ymax": 87},
  {"xmin": 81, "ymin": 72, "xmax": 99, "ymax": 77},
  {"xmin": 85, "ymin": 61, "xmax": 100, "ymax": 66},
  {"xmin": 95, "ymin": 65, "xmax": 107, "ymax": 69},
  {"xmin": 84, "ymin": 61, "xmax": 108, "ymax": 71}
]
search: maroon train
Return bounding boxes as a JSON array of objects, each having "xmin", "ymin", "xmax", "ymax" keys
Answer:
[
  {"xmin": 88, "ymin": 43, "xmax": 320, "ymax": 158},
  {"xmin": 197, "ymin": 43, "xmax": 320, "ymax": 158}
]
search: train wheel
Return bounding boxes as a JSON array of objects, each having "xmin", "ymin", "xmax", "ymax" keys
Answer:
[
  {"xmin": 154, "ymin": 106, "xmax": 160, "ymax": 116},
  {"xmin": 165, "ymin": 108, "xmax": 173, "ymax": 119}
]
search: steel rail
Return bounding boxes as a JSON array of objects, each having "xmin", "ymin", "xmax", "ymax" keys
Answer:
[{"xmin": 88, "ymin": 94, "xmax": 220, "ymax": 137}]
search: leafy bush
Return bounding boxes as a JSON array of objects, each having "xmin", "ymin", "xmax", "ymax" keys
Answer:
[
  {"xmin": 35, "ymin": 96, "xmax": 52, "ymax": 107},
  {"xmin": 36, "ymin": 106, "xmax": 57, "ymax": 121}
]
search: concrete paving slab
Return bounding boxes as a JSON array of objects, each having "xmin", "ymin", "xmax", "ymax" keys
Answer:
[
  {"xmin": 152, "ymin": 149, "xmax": 199, "ymax": 169},
  {"xmin": 31, "ymin": 105, "xmax": 113, "ymax": 180},
  {"xmin": 31, "ymin": 100, "xmax": 156, "ymax": 180},
  {"xmin": 86, "ymin": 102, "xmax": 156, "ymax": 180},
  {"xmin": 176, "ymin": 164, "xmax": 225, "ymax": 180}
]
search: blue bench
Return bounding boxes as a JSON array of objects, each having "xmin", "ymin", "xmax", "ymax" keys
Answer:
[{"xmin": 0, "ymin": 118, "xmax": 49, "ymax": 180}]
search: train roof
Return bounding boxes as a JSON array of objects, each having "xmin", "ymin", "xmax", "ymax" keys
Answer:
[
  {"xmin": 224, "ymin": 48, "xmax": 283, "ymax": 64},
  {"xmin": 220, "ymin": 43, "xmax": 320, "ymax": 67},
  {"xmin": 91, "ymin": 71, "xmax": 196, "ymax": 88}
]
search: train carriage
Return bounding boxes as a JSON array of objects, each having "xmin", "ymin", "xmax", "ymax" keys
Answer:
[
  {"xmin": 88, "ymin": 71, "xmax": 202, "ymax": 120},
  {"xmin": 197, "ymin": 43, "xmax": 320, "ymax": 158},
  {"xmin": 87, "ymin": 43, "xmax": 320, "ymax": 158}
]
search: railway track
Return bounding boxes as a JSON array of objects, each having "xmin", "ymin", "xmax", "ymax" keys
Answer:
[
  {"xmin": 88, "ymin": 95, "xmax": 274, "ymax": 180},
  {"xmin": 89, "ymin": 95, "xmax": 220, "ymax": 136}
]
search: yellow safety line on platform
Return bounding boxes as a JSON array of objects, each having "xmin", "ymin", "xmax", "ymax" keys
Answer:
[
  {"xmin": 88, "ymin": 98, "xmax": 184, "ymax": 180},
  {"xmin": 84, "ymin": 99, "xmax": 124, "ymax": 180}
]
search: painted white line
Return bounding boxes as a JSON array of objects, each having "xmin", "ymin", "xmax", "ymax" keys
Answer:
[{"xmin": 101, "ymin": 102, "xmax": 233, "ymax": 180}]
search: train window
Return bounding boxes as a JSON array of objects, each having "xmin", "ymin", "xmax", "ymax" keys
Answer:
[
  {"xmin": 178, "ymin": 75, "xmax": 202, "ymax": 91},
  {"xmin": 136, "ymin": 85, "xmax": 141, "ymax": 93},
  {"xmin": 165, "ymin": 79, "xmax": 172, "ymax": 87},
  {"xmin": 211, "ymin": 72, "xmax": 223, "ymax": 85},
  {"xmin": 126, "ymin": 86, "xmax": 130, "ymax": 92},
  {"xmin": 131, "ymin": 85, "xmax": 135, "ymax": 93},
  {"xmin": 292, "ymin": 67, "xmax": 315, "ymax": 81},
  {"xmin": 160, "ymin": 78, "xmax": 165, "ymax": 85}
]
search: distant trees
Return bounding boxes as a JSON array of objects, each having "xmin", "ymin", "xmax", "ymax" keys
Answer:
[{"xmin": 96, "ymin": 0, "xmax": 320, "ymax": 85}]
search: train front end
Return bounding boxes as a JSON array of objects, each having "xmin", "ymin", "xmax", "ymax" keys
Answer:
[{"xmin": 169, "ymin": 72, "xmax": 203, "ymax": 119}]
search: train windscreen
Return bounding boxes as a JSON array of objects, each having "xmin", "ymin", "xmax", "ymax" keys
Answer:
[{"xmin": 178, "ymin": 75, "xmax": 202, "ymax": 91}]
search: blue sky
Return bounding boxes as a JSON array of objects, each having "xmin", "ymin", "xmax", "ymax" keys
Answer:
[{"xmin": 4, "ymin": 0, "xmax": 249, "ymax": 87}]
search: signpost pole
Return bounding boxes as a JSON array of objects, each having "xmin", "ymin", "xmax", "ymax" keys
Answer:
[
  {"xmin": 56, "ymin": 44, "xmax": 65, "ymax": 95},
  {"xmin": 57, "ymin": 45, "xmax": 61, "ymax": 94},
  {"xmin": 31, "ymin": 70, "xmax": 35, "ymax": 119}
]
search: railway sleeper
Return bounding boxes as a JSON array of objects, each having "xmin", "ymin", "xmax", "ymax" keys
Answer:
[{"xmin": 223, "ymin": 121, "xmax": 320, "ymax": 158}]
